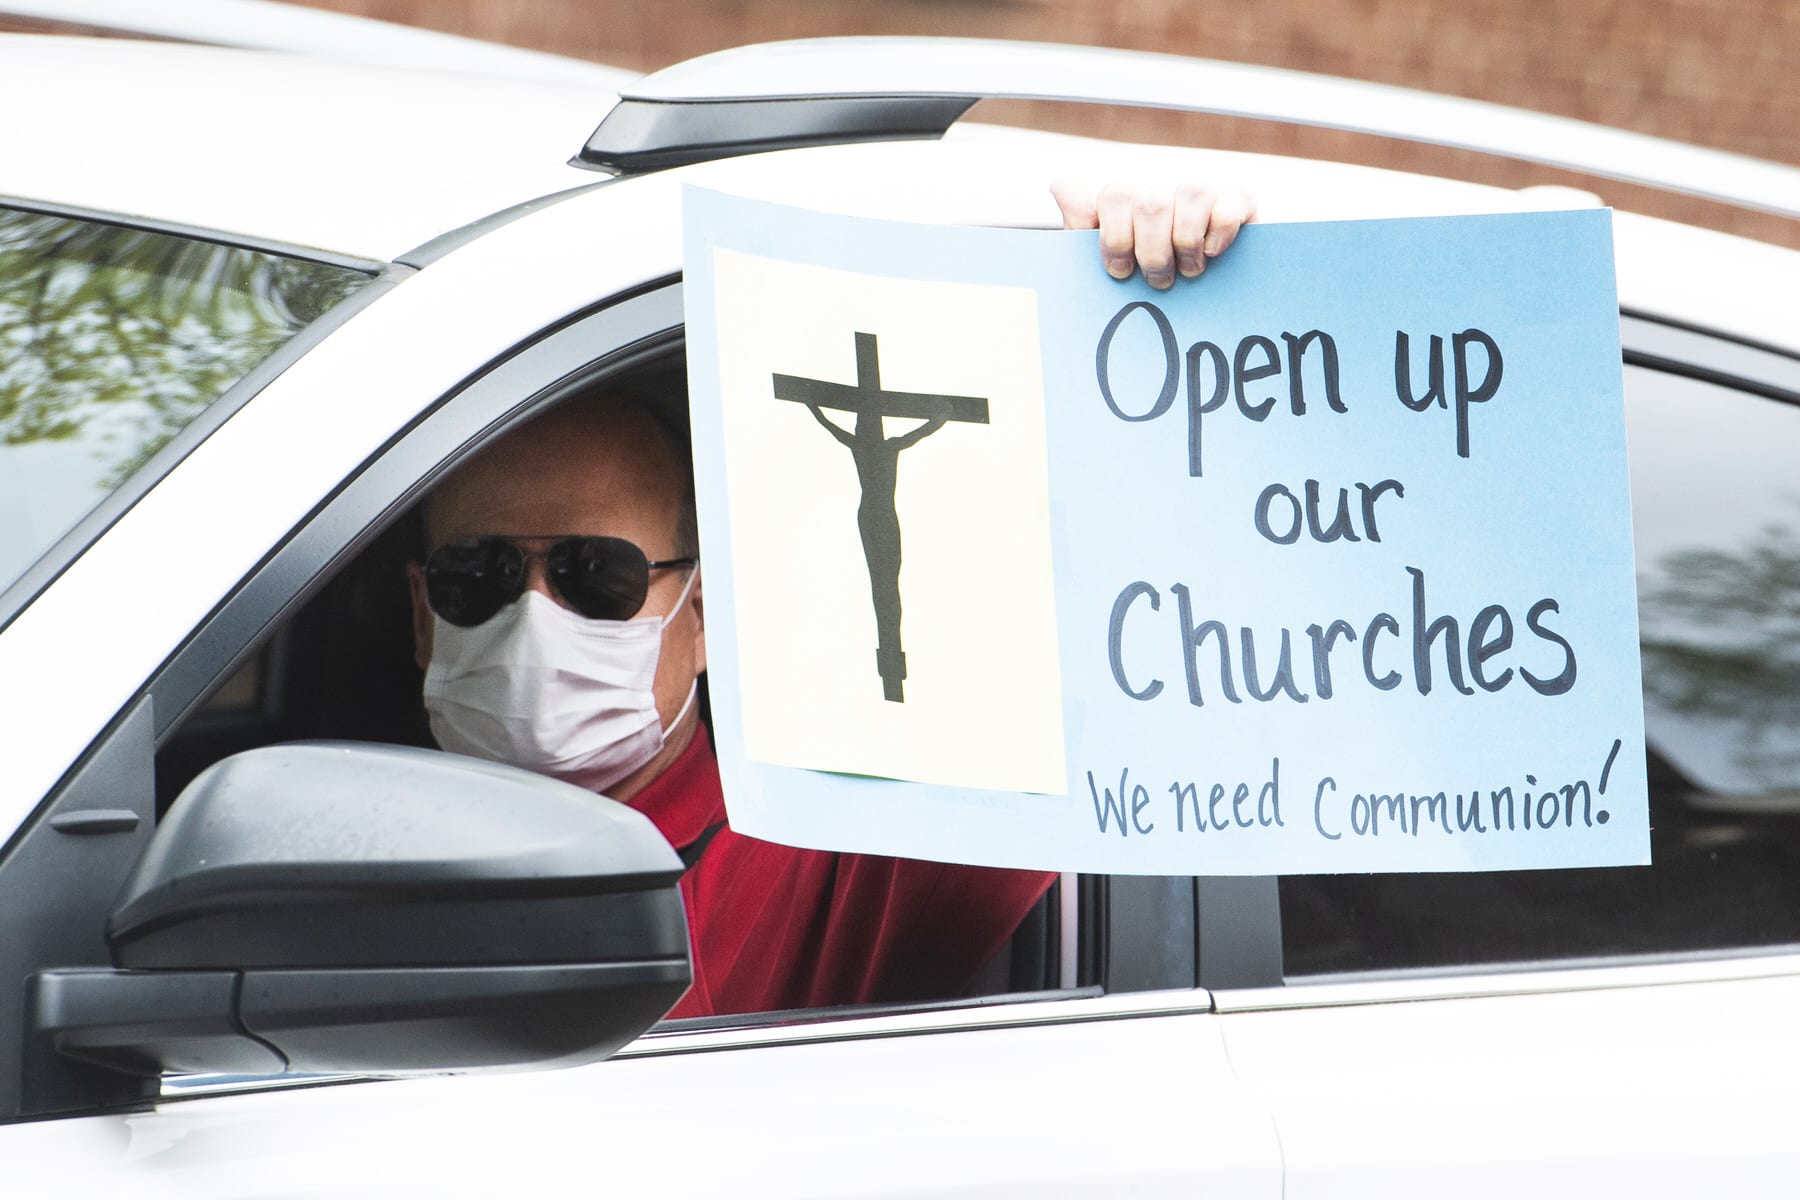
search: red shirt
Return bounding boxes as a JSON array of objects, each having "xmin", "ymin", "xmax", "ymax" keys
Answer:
[{"xmin": 629, "ymin": 732, "xmax": 1058, "ymax": 1018}]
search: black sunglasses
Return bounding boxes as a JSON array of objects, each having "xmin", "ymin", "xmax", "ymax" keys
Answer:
[{"xmin": 424, "ymin": 535, "xmax": 697, "ymax": 627}]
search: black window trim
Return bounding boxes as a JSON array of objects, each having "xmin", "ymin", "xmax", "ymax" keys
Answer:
[{"xmin": 1620, "ymin": 309, "xmax": 1800, "ymax": 406}]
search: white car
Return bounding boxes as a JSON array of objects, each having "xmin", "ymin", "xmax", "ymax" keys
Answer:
[{"xmin": 4, "ymin": 20, "xmax": 1800, "ymax": 1199}]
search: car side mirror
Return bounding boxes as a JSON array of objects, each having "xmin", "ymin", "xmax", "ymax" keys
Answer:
[{"xmin": 32, "ymin": 742, "xmax": 691, "ymax": 1077}]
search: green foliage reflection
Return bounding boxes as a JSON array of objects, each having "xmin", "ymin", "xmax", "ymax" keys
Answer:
[{"xmin": 0, "ymin": 208, "xmax": 366, "ymax": 485}]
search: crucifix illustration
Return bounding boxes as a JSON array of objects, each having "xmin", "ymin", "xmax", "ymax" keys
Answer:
[{"xmin": 773, "ymin": 331, "xmax": 990, "ymax": 702}]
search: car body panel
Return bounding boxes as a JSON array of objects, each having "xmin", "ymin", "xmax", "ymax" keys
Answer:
[
  {"xmin": 16, "ymin": 1000, "xmax": 1281, "ymax": 1198},
  {"xmin": 1217, "ymin": 965, "xmax": 1800, "ymax": 1196}
]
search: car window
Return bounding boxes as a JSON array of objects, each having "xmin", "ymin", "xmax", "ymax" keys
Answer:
[
  {"xmin": 1280, "ymin": 362, "xmax": 1800, "ymax": 975},
  {"xmin": 150, "ymin": 330, "xmax": 1079, "ymax": 1036},
  {"xmin": 0, "ymin": 206, "xmax": 371, "ymax": 594},
  {"xmin": 1632, "ymin": 371, "xmax": 1800, "ymax": 794}
]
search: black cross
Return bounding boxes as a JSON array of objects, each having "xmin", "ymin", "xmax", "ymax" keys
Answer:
[{"xmin": 773, "ymin": 331, "xmax": 990, "ymax": 702}]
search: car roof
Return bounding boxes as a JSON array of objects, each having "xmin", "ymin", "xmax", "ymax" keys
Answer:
[
  {"xmin": 4, "ymin": 33, "xmax": 1796, "ymax": 359},
  {"xmin": 0, "ymin": 35, "xmax": 614, "ymax": 260}
]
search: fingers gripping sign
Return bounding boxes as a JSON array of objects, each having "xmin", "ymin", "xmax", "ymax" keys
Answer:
[{"xmin": 1051, "ymin": 178, "xmax": 1258, "ymax": 288}]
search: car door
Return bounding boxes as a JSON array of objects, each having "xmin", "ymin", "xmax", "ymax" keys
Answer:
[
  {"xmin": 0, "ymin": 171, "xmax": 1284, "ymax": 1197},
  {"xmin": 1211, "ymin": 324, "xmax": 1800, "ymax": 1197}
]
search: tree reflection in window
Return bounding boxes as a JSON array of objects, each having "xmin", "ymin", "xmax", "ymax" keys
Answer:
[
  {"xmin": 1641, "ymin": 502, "xmax": 1800, "ymax": 790},
  {"xmin": 0, "ymin": 207, "xmax": 371, "ymax": 590}
]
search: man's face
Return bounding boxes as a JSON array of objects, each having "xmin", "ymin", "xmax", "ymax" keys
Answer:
[{"xmin": 408, "ymin": 398, "xmax": 704, "ymax": 800}]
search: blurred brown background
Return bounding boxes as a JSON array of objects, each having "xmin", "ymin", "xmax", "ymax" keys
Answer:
[{"xmin": 13, "ymin": 0, "xmax": 1798, "ymax": 246}]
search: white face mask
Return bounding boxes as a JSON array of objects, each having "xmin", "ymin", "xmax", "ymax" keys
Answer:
[{"xmin": 422, "ymin": 569, "xmax": 697, "ymax": 794}]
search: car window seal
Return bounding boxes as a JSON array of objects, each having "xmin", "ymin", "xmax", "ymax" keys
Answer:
[
  {"xmin": 1621, "ymin": 306, "xmax": 1800, "ymax": 369},
  {"xmin": 1623, "ymin": 348, "xmax": 1800, "ymax": 407}
]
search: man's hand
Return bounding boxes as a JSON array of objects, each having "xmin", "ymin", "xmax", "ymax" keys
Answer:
[{"xmin": 1050, "ymin": 179, "xmax": 1256, "ymax": 290}]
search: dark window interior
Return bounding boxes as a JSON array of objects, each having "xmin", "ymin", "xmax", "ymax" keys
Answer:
[
  {"xmin": 154, "ymin": 509, "xmax": 430, "ymax": 818},
  {"xmin": 1281, "ymin": 365, "xmax": 1800, "ymax": 974}
]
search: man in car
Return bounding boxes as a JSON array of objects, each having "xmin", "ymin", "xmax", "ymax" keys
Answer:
[{"xmin": 407, "ymin": 182, "xmax": 1254, "ymax": 1017}]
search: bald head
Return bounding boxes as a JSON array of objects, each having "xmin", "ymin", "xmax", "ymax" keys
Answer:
[{"xmin": 425, "ymin": 392, "xmax": 695, "ymax": 558}]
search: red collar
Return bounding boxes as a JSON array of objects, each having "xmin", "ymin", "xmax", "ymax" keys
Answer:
[{"xmin": 626, "ymin": 728, "xmax": 725, "ymax": 852}]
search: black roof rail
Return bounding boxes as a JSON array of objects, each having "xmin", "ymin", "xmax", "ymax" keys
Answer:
[
  {"xmin": 579, "ymin": 95, "xmax": 976, "ymax": 173},
  {"xmin": 575, "ymin": 37, "xmax": 1800, "ymax": 222}
]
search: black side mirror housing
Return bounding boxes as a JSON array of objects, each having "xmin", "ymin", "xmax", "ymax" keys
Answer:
[{"xmin": 33, "ymin": 743, "xmax": 691, "ymax": 1077}]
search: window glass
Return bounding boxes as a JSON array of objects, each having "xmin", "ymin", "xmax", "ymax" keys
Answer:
[
  {"xmin": 1281, "ymin": 364, "xmax": 1800, "ymax": 975},
  {"xmin": 0, "ymin": 207, "xmax": 371, "ymax": 593},
  {"xmin": 1632, "ymin": 374, "xmax": 1800, "ymax": 794}
]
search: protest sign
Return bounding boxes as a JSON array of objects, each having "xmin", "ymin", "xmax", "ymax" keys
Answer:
[{"xmin": 684, "ymin": 186, "xmax": 1647, "ymax": 876}]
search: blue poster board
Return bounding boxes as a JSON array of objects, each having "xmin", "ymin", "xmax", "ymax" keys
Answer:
[{"xmin": 684, "ymin": 186, "xmax": 1647, "ymax": 875}]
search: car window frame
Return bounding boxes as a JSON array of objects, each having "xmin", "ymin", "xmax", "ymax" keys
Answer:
[
  {"xmin": 132, "ymin": 276, "xmax": 1262, "ymax": 1004},
  {"xmin": 29, "ymin": 278, "xmax": 1147, "ymax": 1115},
  {"xmin": 164, "ymin": 308, "xmax": 1800, "ymax": 1054},
  {"xmin": 0, "ymin": 282, "xmax": 685, "ymax": 1121}
]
